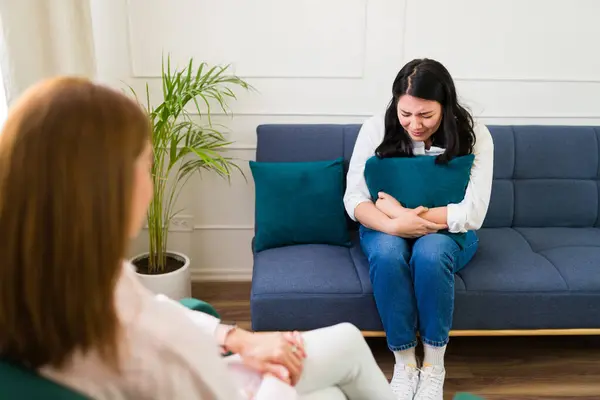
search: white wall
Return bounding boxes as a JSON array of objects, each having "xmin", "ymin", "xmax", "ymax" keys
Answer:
[{"xmin": 89, "ymin": 0, "xmax": 600, "ymax": 280}]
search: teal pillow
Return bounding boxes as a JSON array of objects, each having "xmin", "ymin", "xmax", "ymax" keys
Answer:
[
  {"xmin": 250, "ymin": 157, "xmax": 351, "ymax": 252},
  {"xmin": 364, "ymin": 154, "xmax": 475, "ymax": 247}
]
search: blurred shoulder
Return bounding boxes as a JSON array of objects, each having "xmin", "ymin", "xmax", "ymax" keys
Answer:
[
  {"xmin": 358, "ymin": 114, "xmax": 386, "ymax": 144},
  {"xmin": 362, "ymin": 113, "xmax": 385, "ymax": 129},
  {"xmin": 472, "ymin": 119, "xmax": 494, "ymax": 152}
]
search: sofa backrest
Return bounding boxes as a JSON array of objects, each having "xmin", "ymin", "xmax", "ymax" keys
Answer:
[{"xmin": 256, "ymin": 124, "xmax": 600, "ymax": 228}]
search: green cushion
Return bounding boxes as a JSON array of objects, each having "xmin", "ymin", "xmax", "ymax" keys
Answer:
[
  {"xmin": 179, "ymin": 297, "xmax": 220, "ymax": 318},
  {"xmin": 0, "ymin": 361, "xmax": 89, "ymax": 399},
  {"xmin": 453, "ymin": 393, "xmax": 485, "ymax": 400},
  {"xmin": 250, "ymin": 158, "xmax": 351, "ymax": 252},
  {"xmin": 364, "ymin": 154, "xmax": 474, "ymax": 247}
]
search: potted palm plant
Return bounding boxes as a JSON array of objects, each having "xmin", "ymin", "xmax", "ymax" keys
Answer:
[{"xmin": 129, "ymin": 56, "xmax": 250, "ymax": 299}]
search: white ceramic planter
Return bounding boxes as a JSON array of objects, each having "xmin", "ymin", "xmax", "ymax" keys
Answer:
[{"xmin": 131, "ymin": 251, "xmax": 191, "ymax": 300}]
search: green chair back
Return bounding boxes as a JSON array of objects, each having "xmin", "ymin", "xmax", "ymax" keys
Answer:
[
  {"xmin": 0, "ymin": 360, "xmax": 89, "ymax": 399},
  {"xmin": 453, "ymin": 393, "xmax": 485, "ymax": 400}
]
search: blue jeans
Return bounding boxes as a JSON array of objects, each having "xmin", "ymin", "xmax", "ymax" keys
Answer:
[{"xmin": 359, "ymin": 226, "xmax": 479, "ymax": 350}]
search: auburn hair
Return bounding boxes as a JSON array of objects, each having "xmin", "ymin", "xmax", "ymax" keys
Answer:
[{"xmin": 0, "ymin": 77, "xmax": 150, "ymax": 370}]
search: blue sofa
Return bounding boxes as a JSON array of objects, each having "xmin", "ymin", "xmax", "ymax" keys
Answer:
[{"xmin": 250, "ymin": 124, "xmax": 600, "ymax": 334}]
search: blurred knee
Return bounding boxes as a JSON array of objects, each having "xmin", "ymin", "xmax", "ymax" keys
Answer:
[
  {"xmin": 334, "ymin": 322, "xmax": 362, "ymax": 337},
  {"xmin": 412, "ymin": 250, "xmax": 452, "ymax": 269},
  {"xmin": 367, "ymin": 234, "xmax": 410, "ymax": 269},
  {"xmin": 411, "ymin": 235, "xmax": 455, "ymax": 275},
  {"xmin": 331, "ymin": 322, "xmax": 367, "ymax": 347}
]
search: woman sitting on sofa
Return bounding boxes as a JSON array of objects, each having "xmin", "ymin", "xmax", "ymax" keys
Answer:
[
  {"xmin": 0, "ymin": 77, "xmax": 401, "ymax": 400},
  {"xmin": 344, "ymin": 58, "xmax": 494, "ymax": 400}
]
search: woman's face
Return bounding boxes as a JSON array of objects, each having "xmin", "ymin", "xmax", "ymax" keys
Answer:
[
  {"xmin": 397, "ymin": 94, "xmax": 443, "ymax": 143},
  {"xmin": 129, "ymin": 142, "xmax": 153, "ymax": 238}
]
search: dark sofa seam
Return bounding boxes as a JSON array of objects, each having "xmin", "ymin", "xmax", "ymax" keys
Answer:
[
  {"xmin": 595, "ymin": 127, "xmax": 600, "ymax": 226},
  {"xmin": 512, "ymin": 228, "xmax": 570, "ymax": 290},
  {"xmin": 510, "ymin": 126, "xmax": 516, "ymax": 227},
  {"xmin": 344, "ymin": 229, "xmax": 365, "ymax": 294},
  {"xmin": 455, "ymin": 272, "xmax": 468, "ymax": 292},
  {"xmin": 348, "ymin": 246, "xmax": 365, "ymax": 294},
  {"xmin": 342, "ymin": 125, "xmax": 346, "ymax": 160},
  {"xmin": 454, "ymin": 238, "xmax": 479, "ymax": 292},
  {"xmin": 596, "ymin": 127, "xmax": 600, "ymax": 181},
  {"xmin": 536, "ymin": 244, "xmax": 600, "ymax": 252}
]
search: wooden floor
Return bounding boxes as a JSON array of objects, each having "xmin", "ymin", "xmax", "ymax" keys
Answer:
[{"xmin": 193, "ymin": 282, "xmax": 600, "ymax": 399}]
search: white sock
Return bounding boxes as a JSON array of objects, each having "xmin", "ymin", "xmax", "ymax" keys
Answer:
[
  {"xmin": 393, "ymin": 347, "xmax": 417, "ymax": 368},
  {"xmin": 423, "ymin": 343, "xmax": 446, "ymax": 367}
]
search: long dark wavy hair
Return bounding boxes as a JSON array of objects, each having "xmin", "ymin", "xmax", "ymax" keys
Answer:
[{"xmin": 375, "ymin": 58, "xmax": 476, "ymax": 164}]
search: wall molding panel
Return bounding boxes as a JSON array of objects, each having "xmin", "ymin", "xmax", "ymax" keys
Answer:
[
  {"xmin": 403, "ymin": 0, "xmax": 600, "ymax": 83},
  {"xmin": 126, "ymin": 0, "xmax": 369, "ymax": 79},
  {"xmin": 454, "ymin": 77, "xmax": 600, "ymax": 84},
  {"xmin": 193, "ymin": 225, "xmax": 254, "ymax": 231}
]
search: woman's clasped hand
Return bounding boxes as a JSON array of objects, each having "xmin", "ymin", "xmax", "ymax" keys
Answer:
[
  {"xmin": 376, "ymin": 192, "xmax": 447, "ymax": 238},
  {"xmin": 224, "ymin": 328, "xmax": 307, "ymax": 386}
]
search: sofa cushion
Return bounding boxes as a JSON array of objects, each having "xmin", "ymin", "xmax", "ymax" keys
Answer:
[
  {"xmin": 255, "ymin": 124, "xmax": 361, "ymax": 165},
  {"xmin": 489, "ymin": 126, "xmax": 515, "ymax": 179},
  {"xmin": 249, "ymin": 158, "xmax": 350, "ymax": 252},
  {"xmin": 480, "ymin": 125, "xmax": 514, "ymax": 228},
  {"xmin": 483, "ymin": 180, "xmax": 514, "ymax": 228},
  {"xmin": 515, "ymin": 228, "xmax": 600, "ymax": 291},
  {"xmin": 541, "ymin": 247, "xmax": 600, "ymax": 292},
  {"xmin": 251, "ymin": 234, "xmax": 383, "ymax": 331},
  {"xmin": 458, "ymin": 227, "xmax": 600, "ymax": 293},
  {"xmin": 513, "ymin": 126, "xmax": 598, "ymax": 180},
  {"xmin": 457, "ymin": 228, "xmax": 569, "ymax": 292},
  {"xmin": 515, "ymin": 227, "xmax": 600, "ymax": 251},
  {"xmin": 513, "ymin": 180, "xmax": 598, "ymax": 227},
  {"xmin": 252, "ymin": 243, "xmax": 363, "ymax": 295}
]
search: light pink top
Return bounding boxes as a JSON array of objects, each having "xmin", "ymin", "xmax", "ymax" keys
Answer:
[{"xmin": 39, "ymin": 262, "xmax": 298, "ymax": 399}]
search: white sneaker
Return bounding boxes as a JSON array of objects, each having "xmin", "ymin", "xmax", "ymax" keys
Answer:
[
  {"xmin": 390, "ymin": 364, "xmax": 419, "ymax": 399},
  {"xmin": 415, "ymin": 365, "xmax": 445, "ymax": 400}
]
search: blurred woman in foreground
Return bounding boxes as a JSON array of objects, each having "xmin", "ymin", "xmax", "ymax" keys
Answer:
[{"xmin": 0, "ymin": 77, "xmax": 396, "ymax": 399}]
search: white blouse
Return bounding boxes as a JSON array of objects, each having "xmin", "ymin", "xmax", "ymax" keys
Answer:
[{"xmin": 343, "ymin": 114, "xmax": 494, "ymax": 233}]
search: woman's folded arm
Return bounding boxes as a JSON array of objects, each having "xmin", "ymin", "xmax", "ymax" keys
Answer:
[{"xmin": 446, "ymin": 124, "xmax": 495, "ymax": 233}]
